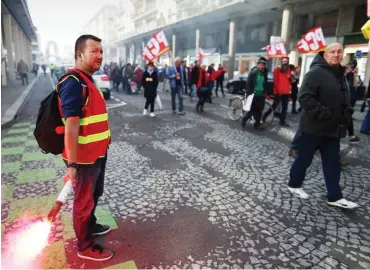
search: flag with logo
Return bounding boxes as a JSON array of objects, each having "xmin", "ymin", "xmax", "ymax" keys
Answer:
[
  {"xmin": 263, "ymin": 41, "xmax": 288, "ymax": 58},
  {"xmin": 296, "ymin": 26, "xmax": 326, "ymax": 53},
  {"xmin": 196, "ymin": 47, "xmax": 205, "ymax": 61},
  {"xmin": 142, "ymin": 30, "xmax": 171, "ymax": 62}
]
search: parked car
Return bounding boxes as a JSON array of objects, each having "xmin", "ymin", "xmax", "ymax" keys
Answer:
[
  {"xmin": 92, "ymin": 70, "xmax": 111, "ymax": 100},
  {"xmin": 226, "ymin": 71, "xmax": 274, "ymax": 96}
]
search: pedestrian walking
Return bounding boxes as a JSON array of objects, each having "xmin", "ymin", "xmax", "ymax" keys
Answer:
[
  {"xmin": 182, "ymin": 60, "xmax": 188, "ymax": 95},
  {"xmin": 57, "ymin": 34, "xmax": 114, "ymax": 260},
  {"xmin": 290, "ymin": 65, "xmax": 299, "ymax": 114},
  {"xmin": 288, "ymin": 43, "xmax": 358, "ymax": 209},
  {"xmin": 162, "ymin": 64, "xmax": 168, "ymax": 91},
  {"xmin": 262, "ymin": 57, "xmax": 291, "ymax": 127},
  {"xmin": 17, "ymin": 59, "xmax": 29, "ymax": 85},
  {"xmin": 142, "ymin": 61, "xmax": 159, "ymax": 117},
  {"xmin": 215, "ymin": 64, "xmax": 226, "ymax": 98},
  {"xmin": 207, "ymin": 64, "xmax": 215, "ymax": 103},
  {"xmin": 168, "ymin": 57, "xmax": 185, "ymax": 115},
  {"xmin": 196, "ymin": 65, "xmax": 210, "ymax": 113},
  {"xmin": 241, "ymin": 57, "xmax": 267, "ymax": 131},
  {"xmin": 360, "ymin": 81, "xmax": 370, "ymax": 135}
]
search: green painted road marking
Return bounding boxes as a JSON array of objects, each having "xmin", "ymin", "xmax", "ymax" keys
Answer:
[
  {"xmin": 1, "ymin": 161, "xmax": 21, "ymax": 173},
  {"xmin": 26, "ymin": 140, "xmax": 39, "ymax": 146},
  {"xmin": 95, "ymin": 205, "xmax": 118, "ymax": 229},
  {"xmin": 39, "ymin": 241, "xmax": 67, "ymax": 269},
  {"xmin": 1, "ymin": 185, "xmax": 14, "ymax": 201},
  {"xmin": 22, "ymin": 151, "xmax": 50, "ymax": 162},
  {"xmin": 7, "ymin": 195, "xmax": 55, "ymax": 222},
  {"xmin": 1, "ymin": 147, "xmax": 25, "ymax": 156},
  {"xmin": 17, "ymin": 168, "xmax": 56, "ymax": 184},
  {"xmin": 7, "ymin": 128, "xmax": 30, "ymax": 135},
  {"xmin": 2, "ymin": 136, "xmax": 28, "ymax": 143},
  {"xmin": 13, "ymin": 122, "xmax": 31, "ymax": 128},
  {"xmin": 105, "ymin": 260, "xmax": 137, "ymax": 269}
]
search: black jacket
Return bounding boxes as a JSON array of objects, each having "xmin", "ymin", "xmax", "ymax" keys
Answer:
[
  {"xmin": 191, "ymin": 66, "xmax": 200, "ymax": 85},
  {"xmin": 298, "ymin": 52, "xmax": 351, "ymax": 138},
  {"xmin": 246, "ymin": 69, "xmax": 267, "ymax": 96},
  {"xmin": 142, "ymin": 70, "xmax": 158, "ymax": 98}
]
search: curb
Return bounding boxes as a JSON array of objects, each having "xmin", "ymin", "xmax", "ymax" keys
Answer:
[{"xmin": 1, "ymin": 73, "xmax": 41, "ymax": 128}]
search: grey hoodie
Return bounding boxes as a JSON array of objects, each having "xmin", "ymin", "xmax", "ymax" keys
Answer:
[{"xmin": 298, "ymin": 52, "xmax": 351, "ymax": 138}]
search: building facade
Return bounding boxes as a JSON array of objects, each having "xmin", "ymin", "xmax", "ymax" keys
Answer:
[
  {"xmin": 82, "ymin": 5, "xmax": 119, "ymax": 64},
  {"xmin": 115, "ymin": 0, "xmax": 366, "ymax": 79},
  {"xmin": 1, "ymin": 0, "xmax": 37, "ymax": 86}
]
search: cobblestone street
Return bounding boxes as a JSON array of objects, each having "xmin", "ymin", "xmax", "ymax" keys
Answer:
[{"xmin": 1, "ymin": 74, "xmax": 370, "ymax": 269}]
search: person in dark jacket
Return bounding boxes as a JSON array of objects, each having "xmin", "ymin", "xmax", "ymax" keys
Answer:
[
  {"xmin": 241, "ymin": 57, "xmax": 267, "ymax": 131},
  {"xmin": 142, "ymin": 61, "xmax": 159, "ymax": 117},
  {"xmin": 207, "ymin": 64, "xmax": 215, "ymax": 103},
  {"xmin": 196, "ymin": 65, "xmax": 209, "ymax": 113},
  {"xmin": 215, "ymin": 64, "xmax": 226, "ymax": 98},
  {"xmin": 182, "ymin": 61, "xmax": 188, "ymax": 95},
  {"xmin": 289, "ymin": 64, "xmax": 299, "ymax": 114},
  {"xmin": 190, "ymin": 61, "xmax": 200, "ymax": 101},
  {"xmin": 288, "ymin": 43, "xmax": 358, "ymax": 209}
]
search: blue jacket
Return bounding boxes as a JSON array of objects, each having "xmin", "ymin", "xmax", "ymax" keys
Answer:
[{"xmin": 167, "ymin": 65, "xmax": 184, "ymax": 88}]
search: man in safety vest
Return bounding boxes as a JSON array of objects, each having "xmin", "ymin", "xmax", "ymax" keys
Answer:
[
  {"xmin": 57, "ymin": 34, "xmax": 113, "ymax": 261},
  {"xmin": 50, "ymin": 63, "xmax": 56, "ymax": 78}
]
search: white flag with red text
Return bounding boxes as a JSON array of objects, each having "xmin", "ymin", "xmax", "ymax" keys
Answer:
[
  {"xmin": 196, "ymin": 47, "xmax": 205, "ymax": 61},
  {"xmin": 263, "ymin": 41, "xmax": 288, "ymax": 58},
  {"xmin": 142, "ymin": 30, "xmax": 171, "ymax": 62},
  {"xmin": 296, "ymin": 26, "xmax": 326, "ymax": 53}
]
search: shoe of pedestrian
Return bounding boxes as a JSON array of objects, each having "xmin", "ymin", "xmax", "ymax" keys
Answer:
[
  {"xmin": 289, "ymin": 149, "xmax": 297, "ymax": 159},
  {"xmin": 288, "ymin": 187, "xmax": 309, "ymax": 199},
  {"xmin": 280, "ymin": 122, "xmax": 290, "ymax": 127},
  {"xmin": 172, "ymin": 111, "xmax": 177, "ymax": 114},
  {"xmin": 143, "ymin": 109, "xmax": 147, "ymax": 115},
  {"xmin": 254, "ymin": 126, "xmax": 265, "ymax": 131},
  {"xmin": 92, "ymin": 224, "xmax": 111, "ymax": 236},
  {"xmin": 77, "ymin": 243, "xmax": 114, "ymax": 261},
  {"xmin": 150, "ymin": 112, "xmax": 155, "ymax": 117},
  {"xmin": 178, "ymin": 111, "xmax": 185, "ymax": 115},
  {"xmin": 327, "ymin": 198, "xmax": 359, "ymax": 209},
  {"xmin": 349, "ymin": 136, "xmax": 362, "ymax": 143}
]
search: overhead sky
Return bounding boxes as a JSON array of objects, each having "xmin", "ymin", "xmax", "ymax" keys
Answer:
[{"xmin": 28, "ymin": 0, "xmax": 117, "ymax": 56}]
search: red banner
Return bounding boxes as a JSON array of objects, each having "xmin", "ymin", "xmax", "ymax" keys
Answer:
[
  {"xmin": 296, "ymin": 26, "xmax": 326, "ymax": 53},
  {"xmin": 142, "ymin": 30, "xmax": 171, "ymax": 62},
  {"xmin": 196, "ymin": 47, "xmax": 205, "ymax": 61},
  {"xmin": 265, "ymin": 41, "xmax": 287, "ymax": 58}
]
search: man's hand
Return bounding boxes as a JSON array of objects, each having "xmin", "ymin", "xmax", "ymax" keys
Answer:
[{"xmin": 63, "ymin": 167, "xmax": 77, "ymax": 187}]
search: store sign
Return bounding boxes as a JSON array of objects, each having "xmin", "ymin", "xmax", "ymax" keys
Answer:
[
  {"xmin": 142, "ymin": 30, "xmax": 171, "ymax": 62},
  {"xmin": 296, "ymin": 26, "xmax": 326, "ymax": 53},
  {"xmin": 264, "ymin": 41, "xmax": 288, "ymax": 58}
]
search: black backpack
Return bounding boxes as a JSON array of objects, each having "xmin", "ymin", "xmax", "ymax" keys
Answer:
[{"xmin": 34, "ymin": 71, "xmax": 87, "ymax": 155}]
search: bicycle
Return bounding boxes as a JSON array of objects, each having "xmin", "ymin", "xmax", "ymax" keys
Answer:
[{"xmin": 228, "ymin": 90, "xmax": 275, "ymax": 129}]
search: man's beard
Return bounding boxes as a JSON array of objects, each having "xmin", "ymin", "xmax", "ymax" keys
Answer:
[{"xmin": 281, "ymin": 64, "xmax": 289, "ymax": 72}]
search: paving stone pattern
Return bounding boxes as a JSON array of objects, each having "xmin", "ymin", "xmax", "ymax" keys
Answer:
[{"xmin": 1, "ymin": 93, "xmax": 370, "ymax": 269}]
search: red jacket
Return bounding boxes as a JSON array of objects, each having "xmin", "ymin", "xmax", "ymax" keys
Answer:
[
  {"xmin": 273, "ymin": 67, "xmax": 291, "ymax": 95},
  {"xmin": 197, "ymin": 69, "xmax": 210, "ymax": 91}
]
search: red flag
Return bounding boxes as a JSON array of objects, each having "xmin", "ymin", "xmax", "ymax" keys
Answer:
[
  {"xmin": 142, "ymin": 30, "xmax": 171, "ymax": 62},
  {"xmin": 265, "ymin": 41, "xmax": 288, "ymax": 58},
  {"xmin": 296, "ymin": 26, "xmax": 326, "ymax": 53},
  {"xmin": 196, "ymin": 47, "xmax": 204, "ymax": 61}
]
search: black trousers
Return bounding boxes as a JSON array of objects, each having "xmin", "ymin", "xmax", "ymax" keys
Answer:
[
  {"xmin": 215, "ymin": 79, "xmax": 224, "ymax": 96},
  {"xmin": 347, "ymin": 99, "xmax": 356, "ymax": 136},
  {"xmin": 242, "ymin": 95, "xmax": 265, "ymax": 128},
  {"xmin": 291, "ymin": 87, "xmax": 298, "ymax": 113},
  {"xmin": 145, "ymin": 96, "xmax": 155, "ymax": 112},
  {"xmin": 196, "ymin": 91, "xmax": 208, "ymax": 110},
  {"xmin": 263, "ymin": 94, "xmax": 289, "ymax": 124}
]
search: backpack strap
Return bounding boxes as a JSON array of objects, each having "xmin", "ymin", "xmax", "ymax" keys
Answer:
[{"xmin": 55, "ymin": 70, "xmax": 88, "ymax": 104}]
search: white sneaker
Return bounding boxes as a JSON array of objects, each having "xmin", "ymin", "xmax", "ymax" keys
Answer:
[
  {"xmin": 149, "ymin": 112, "xmax": 155, "ymax": 117},
  {"xmin": 327, "ymin": 198, "xmax": 359, "ymax": 209},
  {"xmin": 143, "ymin": 109, "xmax": 147, "ymax": 115},
  {"xmin": 288, "ymin": 187, "xmax": 309, "ymax": 199}
]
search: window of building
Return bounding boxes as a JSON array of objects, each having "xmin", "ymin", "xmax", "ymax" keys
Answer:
[
  {"xmin": 353, "ymin": 3, "xmax": 367, "ymax": 33},
  {"xmin": 314, "ymin": 10, "xmax": 338, "ymax": 36}
]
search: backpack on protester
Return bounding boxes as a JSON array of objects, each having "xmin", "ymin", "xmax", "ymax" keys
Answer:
[{"xmin": 33, "ymin": 71, "xmax": 87, "ymax": 155}]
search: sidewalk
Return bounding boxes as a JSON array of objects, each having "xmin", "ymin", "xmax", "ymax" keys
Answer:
[{"xmin": 1, "ymin": 73, "xmax": 40, "ymax": 127}]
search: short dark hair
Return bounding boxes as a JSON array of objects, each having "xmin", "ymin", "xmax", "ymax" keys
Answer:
[
  {"xmin": 148, "ymin": 61, "xmax": 154, "ymax": 67},
  {"xmin": 74, "ymin": 34, "xmax": 102, "ymax": 60}
]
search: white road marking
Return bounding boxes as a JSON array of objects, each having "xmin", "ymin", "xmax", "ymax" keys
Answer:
[
  {"xmin": 115, "ymin": 98, "xmax": 120, "ymax": 102},
  {"xmin": 107, "ymin": 103, "xmax": 127, "ymax": 110},
  {"xmin": 221, "ymin": 105, "xmax": 229, "ymax": 108}
]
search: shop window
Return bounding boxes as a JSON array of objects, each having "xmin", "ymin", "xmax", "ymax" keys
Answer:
[{"xmin": 353, "ymin": 4, "xmax": 367, "ymax": 33}]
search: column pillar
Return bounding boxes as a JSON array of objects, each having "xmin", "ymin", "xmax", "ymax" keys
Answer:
[
  {"xmin": 2, "ymin": 34, "xmax": 7, "ymax": 86},
  {"xmin": 281, "ymin": 4, "xmax": 294, "ymax": 46},
  {"xmin": 272, "ymin": 20, "xmax": 280, "ymax": 36},
  {"xmin": 172, "ymin": 34, "xmax": 176, "ymax": 60},
  {"xmin": 12, "ymin": 25, "xmax": 21, "ymax": 64},
  {"xmin": 195, "ymin": 29, "xmax": 200, "ymax": 52},
  {"xmin": 123, "ymin": 45, "xmax": 127, "ymax": 64},
  {"xmin": 3, "ymin": 14, "xmax": 15, "ymax": 81},
  {"xmin": 141, "ymin": 41, "xmax": 146, "ymax": 65},
  {"xmin": 228, "ymin": 20, "xmax": 236, "ymax": 80},
  {"xmin": 130, "ymin": 43, "xmax": 135, "ymax": 64}
]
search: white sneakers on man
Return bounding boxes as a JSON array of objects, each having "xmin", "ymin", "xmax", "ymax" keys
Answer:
[
  {"xmin": 327, "ymin": 198, "xmax": 359, "ymax": 209},
  {"xmin": 288, "ymin": 187, "xmax": 359, "ymax": 209},
  {"xmin": 150, "ymin": 112, "xmax": 155, "ymax": 117},
  {"xmin": 288, "ymin": 187, "xmax": 309, "ymax": 199},
  {"xmin": 143, "ymin": 109, "xmax": 147, "ymax": 115}
]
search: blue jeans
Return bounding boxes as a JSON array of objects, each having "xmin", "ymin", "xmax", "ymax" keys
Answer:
[
  {"xmin": 189, "ymin": 84, "xmax": 197, "ymax": 98},
  {"xmin": 70, "ymin": 156, "xmax": 107, "ymax": 251},
  {"xmin": 361, "ymin": 105, "xmax": 370, "ymax": 133},
  {"xmin": 289, "ymin": 134, "xmax": 342, "ymax": 202},
  {"xmin": 171, "ymin": 86, "xmax": 184, "ymax": 112}
]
